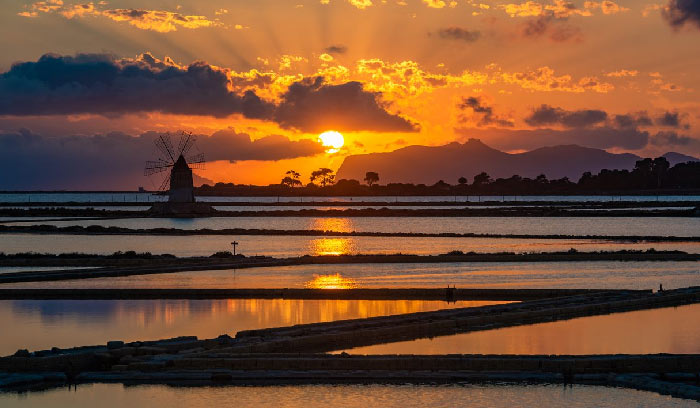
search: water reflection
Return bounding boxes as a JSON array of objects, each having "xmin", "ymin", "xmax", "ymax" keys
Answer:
[
  {"xmin": 341, "ymin": 304, "xmax": 700, "ymax": 355},
  {"xmin": 308, "ymin": 238, "xmax": 356, "ymax": 256},
  {"xmin": 0, "ymin": 383, "xmax": 694, "ymax": 408},
  {"xmin": 0, "ymin": 299, "xmax": 500, "ymax": 355},
  {"xmin": 310, "ymin": 217, "xmax": 355, "ymax": 233},
  {"xmin": 305, "ymin": 274, "xmax": 358, "ymax": 289}
]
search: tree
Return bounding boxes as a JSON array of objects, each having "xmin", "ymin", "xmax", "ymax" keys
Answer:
[
  {"xmin": 364, "ymin": 171, "xmax": 379, "ymax": 186},
  {"xmin": 472, "ymin": 172, "xmax": 492, "ymax": 186},
  {"xmin": 281, "ymin": 170, "xmax": 302, "ymax": 188},
  {"xmin": 310, "ymin": 168, "xmax": 335, "ymax": 187},
  {"xmin": 457, "ymin": 176, "xmax": 468, "ymax": 185}
]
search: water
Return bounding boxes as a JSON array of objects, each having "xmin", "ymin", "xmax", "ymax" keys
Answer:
[
  {"xmin": 4, "ymin": 262, "xmax": 698, "ymax": 290},
  {"xmin": 2, "ymin": 234, "xmax": 698, "ymax": 257},
  {"xmin": 0, "ymin": 383, "xmax": 694, "ymax": 407},
  {"xmin": 1, "ymin": 193, "xmax": 698, "ymax": 203},
  {"xmin": 6, "ymin": 216, "xmax": 700, "ymax": 236},
  {"xmin": 0, "ymin": 299, "xmax": 501, "ymax": 356},
  {"xmin": 341, "ymin": 304, "xmax": 700, "ymax": 355},
  {"xmin": 0, "ymin": 267, "xmax": 96, "ymax": 275}
]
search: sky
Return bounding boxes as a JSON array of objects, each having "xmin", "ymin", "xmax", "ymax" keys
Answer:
[{"xmin": 1, "ymin": 0, "xmax": 700, "ymax": 189}]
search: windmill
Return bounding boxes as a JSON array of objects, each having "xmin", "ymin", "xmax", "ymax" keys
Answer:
[{"xmin": 144, "ymin": 132, "xmax": 205, "ymax": 203}]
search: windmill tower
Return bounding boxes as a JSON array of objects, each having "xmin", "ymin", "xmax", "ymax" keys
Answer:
[
  {"xmin": 145, "ymin": 132, "xmax": 213, "ymax": 216},
  {"xmin": 144, "ymin": 132, "xmax": 205, "ymax": 203}
]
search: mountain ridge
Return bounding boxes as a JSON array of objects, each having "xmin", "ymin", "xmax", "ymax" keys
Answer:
[{"xmin": 335, "ymin": 139, "xmax": 699, "ymax": 184}]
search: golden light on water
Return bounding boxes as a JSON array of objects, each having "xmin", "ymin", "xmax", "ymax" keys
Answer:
[
  {"xmin": 309, "ymin": 238, "xmax": 354, "ymax": 256},
  {"xmin": 310, "ymin": 217, "xmax": 354, "ymax": 233},
  {"xmin": 305, "ymin": 274, "xmax": 358, "ymax": 289},
  {"xmin": 318, "ymin": 130, "xmax": 344, "ymax": 153}
]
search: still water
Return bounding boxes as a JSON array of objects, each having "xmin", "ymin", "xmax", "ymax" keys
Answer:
[
  {"xmin": 4, "ymin": 262, "xmax": 698, "ymax": 290},
  {"xmin": 0, "ymin": 299, "xmax": 500, "ymax": 355},
  {"xmin": 2, "ymin": 234, "xmax": 698, "ymax": 257},
  {"xmin": 0, "ymin": 383, "xmax": 695, "ymax": 408},
  {"xmin": 1, "ymin": 193, "xmax": 699, "ymax": 203},
  {"xmin": 341, "ymin": 304, "xmax": 700, "ymax": 355},
  {"xmin": 6, "ymin": 216, "xmax": 700, "ymax": 237}
]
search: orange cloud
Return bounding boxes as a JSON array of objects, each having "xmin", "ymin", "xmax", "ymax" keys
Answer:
[{"xmin": 18, "ymin": 2, "xmax": 223, "ymax": 32}]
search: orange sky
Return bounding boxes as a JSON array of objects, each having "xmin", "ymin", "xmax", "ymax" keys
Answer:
[{"xmin": 1, "ymin": 0, "xmax": 699, "ymax": 187}]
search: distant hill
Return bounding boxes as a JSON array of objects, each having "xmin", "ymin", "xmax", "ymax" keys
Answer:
[{"xmin": 336, "ymin": 139, "xmax": 699, "ymax": 184}]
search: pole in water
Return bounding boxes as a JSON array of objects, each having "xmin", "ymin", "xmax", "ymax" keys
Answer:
[{"xmin": 231, "ymin": 241, "xmax": 239, "ymax": 256}]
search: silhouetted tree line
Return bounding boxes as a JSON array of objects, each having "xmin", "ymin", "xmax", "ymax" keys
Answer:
[{"xmin": 195, "ymin": 157, "xmax": 700, "ymax": 196}]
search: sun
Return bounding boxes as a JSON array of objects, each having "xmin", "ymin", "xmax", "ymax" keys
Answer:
[{"xmin": 318, "ymin": 130, "xmax": 344, "ymax": 153}]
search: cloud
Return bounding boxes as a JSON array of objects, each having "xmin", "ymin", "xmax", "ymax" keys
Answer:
[
  {"xmin": 613, "ymin": 112, "xmax": 653, "ymax": 128},
  {"xmin": 434, "ymin": 27, "xmax": 482, "ymax": 42},
  {"xmin": 18, "ymin": 2, "xmax": 223, "ymax": 32},
  {"xmin": 655, "ymin": 111, "xmax": 687, "ymax": 127},
  {"xmin": 423, "ymin": 0, "xmax": 447, "ymax": 8},
  {"xmin": 0, "ymin": 129, "xmax": 324, "ymax": 190},
  {"xmin": 650, "ymin": 130, "xmax": 693, "ymax": 146},
  {"xmin": 521, "ymin": 15, "xmax": 582, "ymax": 42},
  {"xmin": 605, "ymin": 69, "xmax": 639, "ymax": 77},
  {"xmin": 525, "ymin": 105, "xmax": 607, "ymax": 127},
  {"xmin": 458, "ymin": 97, "xmax": 514, "ymax": 127},
  {"xmin": 0, "ymin": 53, "xmax": 273, "ymax": 119},
  {"xmin": 583, "ymin": 1, "xmax": 629, "ymax": 14},
  {"xmin": 324, "ymin": 45, "xmax": 348, "ymax": 54},
  {"xmin": 274, "ymin": 77, "xmax": 419, "ymax": 133},
  {"xmin": 663, "ymin": 0, "xmax": 700, "ymax": 29},
  {"xmin": 499, "ymin": 0, "xmax": 592, "ymax": 18},
  {"xmin": 500, "ymin": 66, "xmax": 614, "ymax": 93}
]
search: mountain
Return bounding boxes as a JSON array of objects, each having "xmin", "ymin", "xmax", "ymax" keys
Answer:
[
  {"xmin": 662, "ymin": 152, "xmax": 700, "ymax": 166},
  {"xmin": 335, "ymin": 139, "xmax": 699, "ymax": 184}
]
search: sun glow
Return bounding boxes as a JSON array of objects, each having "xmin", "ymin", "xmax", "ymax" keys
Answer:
[
  {"xmin": 305, "ymin": 274, "xmax": 358, "ymax": 289},
  {"xmin": 318, "ymin": 130, "xmax": 344, "ymax": 153}
]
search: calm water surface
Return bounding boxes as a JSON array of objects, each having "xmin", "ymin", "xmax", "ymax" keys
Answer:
[
  {"xmin": 341, "ymin": 304, "xmax": 700, "ymax": 355},
  {"xmin": 1, "ymin": 193, "xmax": 699, "ymax": 203},
  {"xmin": 0, "ymin": 299, "xmax": 500, "ymax": 355},
  {"xmin": 10, "ymin": 216, "xmax": 699, "ymax": 236},
  {"xmin": 0, "ymin": 383, "xmax": 695, "ymax": 408},
  {"xmin": 4, "ymin": 262, "xmax": 698, "ymax": 290},
  {"xmin": 2, "ymin": 234, "xmax": 698, "ymax": 257}
]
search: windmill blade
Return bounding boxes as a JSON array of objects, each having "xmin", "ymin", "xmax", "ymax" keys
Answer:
[
  {"xmin": 144, "ymin": 160, "xmax": 174, "ymax": 176},
  {"xmin": 177, "ymin": 132, "xmax": 197, "ymax": 157},
  {"xmin": 187, "ymin": 153, "xmax": 206, "ymax": 170},
  {"xmin": 158, "ymin": 175, "xmax": 171, "ymax": 192},
  {"xmin": 154, "ymin": 133, "xmax": 176, "ymax": 162}
]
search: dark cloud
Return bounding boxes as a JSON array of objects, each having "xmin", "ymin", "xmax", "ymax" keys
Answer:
[
  {"xmin": 525, "ymin": 105, "xmax": 607, "ymax": 128},
  {"xmin": 0, "ymin": 53, "xmax": 414, "ymax": 134},
  {"xmin": 0, "ymin": 53, "xmax": 274, "ymax": 119},
  {"xmin": 458, "ymin": 97, "xmax": 514, "ymax": 127},
  {"xmin": 613, "ymin": 112, "xmax": 652, "ymax": 128},
  {"xmin": 434, "ymin": 27, "xmax": 481, "ymax": 42},
  {"xmin": 456, "ymin": 127, "xmax": 650, "ymax": 151},
  {"xmin": 651, "ymin": 131, "xmax": 693, "ymax": 146},
  {"xmin": 0, "ymin": 129, "xmax": 324, "ymax": 190},
  {"xmin": 521, "ymin": 16, "xmax": 582, "ymax": 42},
  {"xmin": 654, "ymin": 111, "xmax": 689, "ymax": 128},
  {"xmin": 324, "ymin": 45, "xmax": 348, "ymax": 54},
  {"xmin": 663, "ymin": 0, "xmax": 700, "ymax": 29},
  {"xmin": 274, "ymin": 77, "xmax": 419, "ymax": 133}
]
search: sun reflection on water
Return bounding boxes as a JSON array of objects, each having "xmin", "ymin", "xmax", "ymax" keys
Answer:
[
  {"xmin": 305, "ymin": 274, "xmax": 358, "ymax": 289},
  {"xmin": 309, "ymin": 217, "xmax": 355, "ymax": 233},
  {"xmin": 309, "ymin": 238, "xmax": 355, "ymax": 256}
]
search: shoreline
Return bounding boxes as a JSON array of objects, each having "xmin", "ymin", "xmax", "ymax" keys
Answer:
[{"xmin": 2, "ymin": 224, "xmax": 699, "ymax": 241}]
